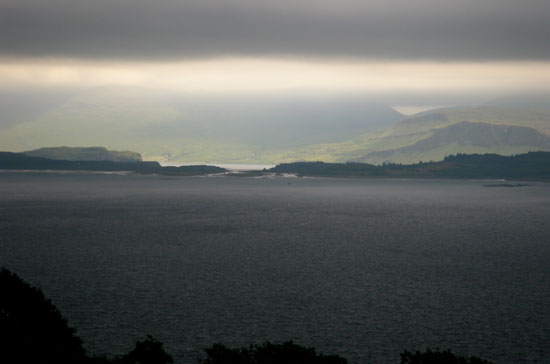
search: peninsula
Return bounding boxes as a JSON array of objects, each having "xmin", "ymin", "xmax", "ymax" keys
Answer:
[{"xmin": 0, "ymin": 151, "xmax": 226, "ymax": 176}]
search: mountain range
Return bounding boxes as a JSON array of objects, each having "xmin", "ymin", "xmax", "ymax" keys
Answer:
[
  {"xmin": 0, "ymin": 87, "xmax": 548, "ymax": 164},
  {"xmin": 353, "ymin": 121, "xmax": 550, "ymax": 164},
  {"xmin": 268, "ymin": 104, "xmax": 550, "ymax": 164}
]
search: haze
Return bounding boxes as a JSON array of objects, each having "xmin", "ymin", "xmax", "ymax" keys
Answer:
[
  {"xmin": 1, "ymin": 0, "xmax": 549, "ymax": 162},
  {"xmin": 2, "ymin": 0, "xmax": 549, "ymax": 99}
]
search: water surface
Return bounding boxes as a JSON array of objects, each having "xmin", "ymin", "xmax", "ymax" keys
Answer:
[{"xmin": 1, "ymin": 172, "xmax": 549, "ymax": 363}]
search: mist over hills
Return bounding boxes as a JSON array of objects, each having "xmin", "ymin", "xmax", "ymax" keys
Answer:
[
  {"xmin": 0, "ymin": 88, "xmax": 76, "ymax": 129},
  {"xmin": 270, "ymin": 102, "xmax": 550, "ymax": 164},
  {"xmin": 0, "ymin": 88, "xmax": 404, "ymax": 163},
  {"xmin": 483, "ymin": 93, "xmax": 550, "ymax": 112},
  {"xmin": 0, "ymin": 88, "xmax": 549, "ymax": 165},
  {"xmin": 353, "ymin": 121, "xmax": 550, "ymax": 164},
  {"xmin": 387, "ymin": 105, "xmax": 550, "ymax": 136}
]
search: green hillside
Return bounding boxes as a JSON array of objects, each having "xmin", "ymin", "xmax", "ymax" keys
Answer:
[
  {"xmin": 0, "ymin": 88, "xmax": 182, "ymax": 159},
  {"xmin": 268, "ymin": 106, "xmax": 550, "ymax": 164},
  {"xmin": 0, "ymin": 87, "xmax": 403, "ymax": 163},
  {"xmin": 1, "ymin": 88, "xmax": 548, "ymax": 165},
  {"xmin": 354, "ymin": 121, "xmax": 550, "ymax": 164},
  {"xmin": 24, "ymin": 146, "xmax": 142, "ymax": 162}
]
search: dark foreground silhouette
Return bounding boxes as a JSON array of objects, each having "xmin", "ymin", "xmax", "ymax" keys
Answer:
[
  {"xmin": 0, "ymin": 268, "xmax": 493, "ymax": 364},
  {"xmin": 199, "ymin": 341, "xmax": 347, "ymax": 364},
  {"xmin": 0, "ymin": 268, "xmax": 86, "ymax": 364},
  {"xmin": 400, "ymin": 349, "xmax": 493, "ymax": 364}
]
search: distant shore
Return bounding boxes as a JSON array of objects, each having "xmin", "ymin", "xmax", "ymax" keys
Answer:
[
  {"xmin": 160, "ymin": 162, "xmax": 275, "ymax": 172},
  {"xmin": 0, "ymin": 152, "xmax": 227, "ymax": 176},
  {"xmin": 2, "ymin": 151, "xmax": 550, "ymax": 181}
]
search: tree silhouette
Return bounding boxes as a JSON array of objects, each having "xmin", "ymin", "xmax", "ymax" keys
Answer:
[
  {"xmin": 117, "ymin": 335, "xmax": 173, "ymax": 364},
  {"xmin": 0, "ymin": 267, "xmax": 497, "ymax": 364},
  {"xmin": 0, "ymin": 268, "xmax": 87, "ymax": 364},
  {"xmin": 199, "ymin": 341, "xmax": 347, "ymax": 364},
  {"xmin": 400, "ymin": 348, "xmax": 493, "ymax": 364}
]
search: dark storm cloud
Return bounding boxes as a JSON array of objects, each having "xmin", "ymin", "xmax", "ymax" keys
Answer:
[{"xmin": 1, "ymin": 0, "xmax": 549, "ymax": 61}]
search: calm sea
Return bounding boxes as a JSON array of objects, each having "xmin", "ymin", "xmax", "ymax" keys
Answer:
[{"xmin": 1, "ymin": 172, "xmax": 549, "ymax": 363}]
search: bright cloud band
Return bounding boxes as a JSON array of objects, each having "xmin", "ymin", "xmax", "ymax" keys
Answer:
[{"xmin": 1, "ymin": 58, "xmax": 549, "ymax": 94}]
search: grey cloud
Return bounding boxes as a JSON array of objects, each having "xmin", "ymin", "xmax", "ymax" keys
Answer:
[{"xmin": 1, "ymin": 0, "xmax": 549, "ymax": 60}]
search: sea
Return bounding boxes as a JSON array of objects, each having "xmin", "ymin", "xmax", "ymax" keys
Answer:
[{"xmin": 1, "ymin": 171, "xmax": 549, "ymax": 364}]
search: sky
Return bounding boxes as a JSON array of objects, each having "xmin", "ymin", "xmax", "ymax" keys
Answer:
[{"xmin": 1, "ymin": 0, "xmax": 549, "ymax": 108}]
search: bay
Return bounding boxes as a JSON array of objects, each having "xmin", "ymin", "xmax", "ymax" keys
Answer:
[{"xmin": 1, "ymin": 172, "xmax": 549, "ymax": 363}]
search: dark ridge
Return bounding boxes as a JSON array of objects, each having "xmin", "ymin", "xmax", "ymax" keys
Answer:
[
  {"xmin": 0, "ymin": 152, "xmax": 226, "ymax": 176},
  {"xmin": 270, "ymin": 161, "xmax": 383, "ymax": 177},
  {"xmin": 268, "ymin": 152, "xmax": 550, "ymax": 180},
  {"xmin": 3, "ymin": 150, "xmax": 550, "ymax": 180}
]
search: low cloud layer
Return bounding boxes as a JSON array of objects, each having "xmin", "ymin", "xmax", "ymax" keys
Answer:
[
  {"xmin": 2, "ymin": 59, "xmax": 548, "ymax": 96},
  {"xmin": 1, "ymin": 0, "xmax": 549, "ymax": 61}
]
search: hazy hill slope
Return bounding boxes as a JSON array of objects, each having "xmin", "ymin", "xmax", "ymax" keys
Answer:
[
  {"xmin": 268, "ymin": 106, "xmax": 550, "ymax": 164},
  {"xmin": 0, "ymin": 89, "xmax": 75, "ymax": 129},
  {"xmin": 24, "ymin": 147, "xmax": 142, "ymax": 162},
  {"xmin": 386, "ymin": 106, "xmax": 550, "ymax": 137},
  {"xmin": 484, "ymin": 93, "xmax": 550, "ymax": 112},
  {"xmin": 4, "ymin": 88, "xmax": 548, "ymax": 165},
  {"xmin": 0, "ymin": 88, "xmax": 182, "ymax": 157},
  {"xmin": 354, "ymin": 122, "xmax": 550, "ymax": 164},
  {"xmin": 0, "ymin": 88, "xmax": 403, "ymax": 163}
]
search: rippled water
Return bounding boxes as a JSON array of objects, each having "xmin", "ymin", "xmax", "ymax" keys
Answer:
[{"xmin": 1, "ymin": 172, "xmax": 549, "ymax": 364}]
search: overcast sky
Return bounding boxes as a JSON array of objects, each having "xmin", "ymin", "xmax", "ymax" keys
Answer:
[
  {"xmin": 1, "ymin": 0, "xmax": 549, "ymax": 105},
  {"xmin": 2, "ymin": 0, "xmax": 550, "ymax": 60}
]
